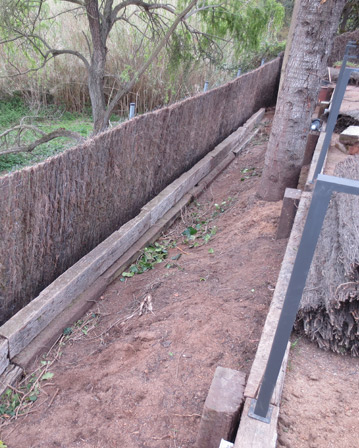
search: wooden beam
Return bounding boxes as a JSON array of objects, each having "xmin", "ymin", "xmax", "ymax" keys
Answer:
[
  {"xmin": 0, "ymin": 364, "xmax": 23, "ymax": 396},
  {"xmin": 0, "ymin": 336, "xmax": 9, "ymax": 377},
  {"xmin": 234, "ymin": 398, "xmax": 279, "ymax": 448},
  {"xmin": 244, "ymin": 193, "xmax": 311, "ymax": 403}
]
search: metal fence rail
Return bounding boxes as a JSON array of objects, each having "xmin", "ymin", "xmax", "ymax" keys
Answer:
[
  {"xmin": 311, "ymin": 41, "xmax": 359, "ymax": 182},
  {"xmin": 249, "ymin": 174, "xmax": 359, "ymax": 422}
]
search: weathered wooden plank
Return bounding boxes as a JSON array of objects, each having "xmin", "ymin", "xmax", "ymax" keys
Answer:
[
  {"xmin": 192, "ymin": 153, "xmax": 236, "ymax": 198},
  {"xmin": 244, "ymin": 193, "xmax": 311, "ymax": 402},
  {"xmin": 271, "ymin": 342, "xmax": 290, "ymax": 406},
  {"xmin": 0, "ymin": 336, "xmax": 9, "ymax": 377},
  {"xmin": 0, "ymin": 364, "xmax": 23, "ymax": 396},
  {"xmin": 305, "ymin": 131, "xmax": 326, "ymax": 191},
  {"xmin": 276, "ymin": 188, "xmax": 302, "ymax": 240},
  {"xmin": 0, "ymin": 210, "xmax": 152, "ymax": 358},
  {"xmin": 234, "ymin": 398, "xmax": 279, "ymax": 448},
  {"xmin": 242, "ymin": 108, "xmax": 265, "ymax": 132},
  {"xmin": 142, "ymin": 153, "xmax": 214, "ymax": 226},
  {"xmin": 232, "ymin": 128, "xmax": 260, "ymax": 155},
  {"xmin": 104, "ymin": 193, "xmax": 192, "ymax": 282}
]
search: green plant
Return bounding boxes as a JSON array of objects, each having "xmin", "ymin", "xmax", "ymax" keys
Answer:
[
  {"xmin": 0, "ymin": 368, "xmax": 53, "ymax": 419},
  {"xmin": 122, "ymin": 241, "xmax": 175, "ymax": 278},
  {"xmin": 213, "ymin": 197, "xmax": 233, "ymax": 215},
  {"xmin": 182, "ymin": 224, "xmax": 217, "ymax": 247},
  {"xmin": 0, "ymin": 101, "xmax": 93, "ymax": 173},
  {"xmin": 240, "ymin": 167, "xmax": 258, "ymax": 181}
]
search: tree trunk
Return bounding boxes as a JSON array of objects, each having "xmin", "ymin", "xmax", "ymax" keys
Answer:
[
  {"xmin": 85, "ymin": 0, "xmax": 108, "ymax": 134},
  {"xmin": 257, "ymin": 0, "xmax": 346, "ymax": 202}
]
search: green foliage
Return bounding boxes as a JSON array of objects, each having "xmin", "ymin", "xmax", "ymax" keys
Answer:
[
  {"xmin": 339, "ymin": 0, "xmax": 359, "ymax": 33},
  {"xmin": 240, "ymin": 167, "xmax": 258, "ymax": 181},
  {"xmin": 0, "ymin": 95, "xmax": 30, "ymax": 128},
  {"xmin": 122, "ymin": 241, "xmax": 175, "ymax": 278},
  {"xmin": 0, "ymin": 98, "xmax": 93, "ymax": 173}
]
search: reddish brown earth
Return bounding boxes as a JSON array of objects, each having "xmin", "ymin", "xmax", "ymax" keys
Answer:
[
  {"xmin": 1, "ymin": 113, "xmax": 287, "ymax": 448},
  {"xmin": 278, "ymin": 335, "xmax": 359, "ymax": 448}
]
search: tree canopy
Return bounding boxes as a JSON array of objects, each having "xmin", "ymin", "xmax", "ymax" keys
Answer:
[{"xmin": 0, "ymin": 0, "xmax": 284, "ymax": 136}]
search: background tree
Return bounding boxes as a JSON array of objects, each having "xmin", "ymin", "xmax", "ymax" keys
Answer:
[
  {"xmin": 339, "ymin": 0, "xmax": 359, "ymax": 33},
  {"xmin": 257, "ymin": 0, "xmax": 347, "ymax": 201},
  {"xmin": 0, "ymin": 0, "xmax": 284, "ymax": 136}
]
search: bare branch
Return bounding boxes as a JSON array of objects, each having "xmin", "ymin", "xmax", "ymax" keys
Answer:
[
  {"xmin": 0, "ymin": 128, "xmax": 85, "ymax": 156},
  {"xmin": 0, "ymin": 124, "xmax": 45, "ymax": 140},
  {"xmin": 104, "ymin": 0, "xmax": 198, "ymax": 126},
  {"xmin": 61, "ymin": 0, "xmax": 85, "ymax": 6},
  {"xmin": 111, "ymin": 0, "xmax": 175, "ymax": 27}
]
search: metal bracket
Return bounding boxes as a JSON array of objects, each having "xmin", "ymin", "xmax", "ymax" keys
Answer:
[{"xmin": 248, "ymin": 398, "xmax": 274, "ymax": 424}]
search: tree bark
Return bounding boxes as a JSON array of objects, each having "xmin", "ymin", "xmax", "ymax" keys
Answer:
[
  {"xmin": 257, "ymin": 0, "xmax": 346, "ymax": 202},
  {"xmin": 85, "ymin": 0, "xmax": 108, "ymax": 134}
]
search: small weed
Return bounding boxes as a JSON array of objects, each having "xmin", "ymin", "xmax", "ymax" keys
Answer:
[
  {"xmin": 122, "ymin": 241, "xmax": 175, "ymax": 278},
  {"xmin": 291, "ymin": 338, "xmax": 300, "ymax": 349},
  {"xmin": 240, "ymin": 167, "xmax": 258, "ymax": 181},
  {"xmin": 0, "ymin": 369, "xmax": 52, "ymax": 419},
  {"xmin": 182, "ymin": 223, "xmax": 217, "ymax": 247},
  {"xmin": 213, "ymin": 197, "xmax": 233, "ymax": 215}
]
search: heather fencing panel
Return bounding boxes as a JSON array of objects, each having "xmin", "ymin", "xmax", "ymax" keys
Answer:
[{"xmin": 0, "ymin": 58, "xmax": 282, "ymax": 323}]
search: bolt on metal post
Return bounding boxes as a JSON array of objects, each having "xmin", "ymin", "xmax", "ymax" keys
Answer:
[{"xmin": 129, "ymin": 102, "xmax": 136, "ymax": 119}]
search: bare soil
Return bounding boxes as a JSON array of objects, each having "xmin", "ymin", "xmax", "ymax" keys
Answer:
[{"xmin": 278, "ymin": 335, "xmax": 359, "ymax": 448}]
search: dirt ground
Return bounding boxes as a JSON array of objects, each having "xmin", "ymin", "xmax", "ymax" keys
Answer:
[{"xmin": 278, "ymin": 335, "xmax": 359, "ymax": 448}]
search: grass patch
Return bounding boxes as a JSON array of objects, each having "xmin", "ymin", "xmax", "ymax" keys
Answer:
[{"xmin": 0, "ymin": 97, "xmax": 123, "ymax": 174}]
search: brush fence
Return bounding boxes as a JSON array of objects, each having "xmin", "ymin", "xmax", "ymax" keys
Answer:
[{"xmin": 0, "ymin": 58, "xmax": 281, "ymax": 323}]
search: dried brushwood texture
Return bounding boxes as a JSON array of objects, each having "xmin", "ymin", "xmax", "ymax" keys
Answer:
[
  {"xmin": 328, "ymin": 29, "xmax": 359, "ymax": 67},
  {"xmin": 0, "ymin": 58, "xmax": 282, "ymax": 323},
  {"xmin": 297, "ymin": 155, "xmax": 359, "ymax": 356}
]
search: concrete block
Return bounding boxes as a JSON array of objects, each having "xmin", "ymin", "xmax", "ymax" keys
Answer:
[
  {"xmin": 339, "ymin": 126, "xmax": 359, "ymax": 145},
  {"xmin": 196, "ymin": 367, "xmax": 246, "ymax": 448},
  {"xmin": 219, "ymin": 440, "xmax": 234, "ymax": 448},
  {"xmin": 276, "ymin": 188, "xmax": 302, "ymax": 240}
]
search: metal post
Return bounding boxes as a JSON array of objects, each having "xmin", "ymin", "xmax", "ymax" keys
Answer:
[
  {"xmin": 129, "ymin": 102, "xmax": 136, "ymax": 119},
  {"xmin": 249, "ymin": 174, "xmax": 359, "ymax": 422},
  {"xmin": 261, "ymin": 58, "xmax": 265, "ymax": 66},
  {"xmin": 311, "ymin": 41, "xmax": 359, "ymax": 182},
  {"xmin": 203, "ymin": 81, "xmax": 209, "ymax": 92},
  {"xmin": 237, "ymin": 68, "xmax": 242, "ymax": 77},
  {"xmin": 311, "ymin": 68, "xmax": 355, "ymax": 182}
]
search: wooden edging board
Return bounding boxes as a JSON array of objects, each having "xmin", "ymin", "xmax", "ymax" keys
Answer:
[
  {"xmin": 234, "ymin": 191, "xmax": 312, "ymax": 448},
  {"xmin": 0, "ymin": 108, "xmax": 265, "ymax": 384}
]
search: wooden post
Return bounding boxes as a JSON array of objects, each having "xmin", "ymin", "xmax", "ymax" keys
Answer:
[{"xmin": 276, "ymin": 188, "xmax": 302, "ymax": 239}]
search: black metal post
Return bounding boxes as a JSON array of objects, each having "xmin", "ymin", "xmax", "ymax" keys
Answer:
[
  {"xmin": 311, "ymin": 68, "xmax": 355, "ymax": 182},
  {"xmin": 311, "ymin": 41, "xmax": 359, "ymax": 182},
  {"xmin": 249, "ymin": 174, "xmax": 359, "ymax": 421}
]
